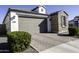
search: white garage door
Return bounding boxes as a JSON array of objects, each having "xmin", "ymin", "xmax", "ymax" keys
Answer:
[{"xmin": 19, "ymin": 17, "xmax": 47, "ymax": 34}]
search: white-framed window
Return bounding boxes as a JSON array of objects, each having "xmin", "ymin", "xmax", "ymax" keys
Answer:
[
  {"xmin": 41, "ymin": 8, "xmax": 43, "ymax": 12},
  {"xmin": 61, "ymin": 16, "xmax": 66, "ymax": 27},
  {"xmin": 12, "ymin": 21, "xmax": 16, "ymax": 23}
]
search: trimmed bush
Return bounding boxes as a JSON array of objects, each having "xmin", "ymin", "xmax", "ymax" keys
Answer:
[
  {"xmin": 75, "ymin": 28, "xmax": 79, "ymax": 36},
  {"xmin": 68, "ymin": 28, "xmax": 77, "ymax": 36},
  {"xmin": 7, "ymin": 31, "xmax": 31, "ymax": 52},
  {"xmin": 68, "ymin": 28, "xmax": 79, "ymax": 36}
]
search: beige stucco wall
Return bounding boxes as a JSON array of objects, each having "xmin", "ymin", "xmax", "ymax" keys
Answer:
[{"xmin": 10, "ymin": 12, "xmax": 19, "ymax": 32}]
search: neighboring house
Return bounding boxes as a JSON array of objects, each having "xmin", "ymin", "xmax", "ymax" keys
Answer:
[
  {"xmin": 69, "ymin": 16, "xmax": 79, "ymax": 28},
  {"xmin": 3, "ymin": 5, "xmax": 69, "ymax": 34}
]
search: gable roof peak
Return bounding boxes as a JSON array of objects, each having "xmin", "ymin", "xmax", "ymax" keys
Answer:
[
  {"xmin": 31, "ymin": 5, "xmax": 45, "ymax": 11},
  {"xmin": 50, "ymin": 10, "xmax": 68, "ymax": 16}
]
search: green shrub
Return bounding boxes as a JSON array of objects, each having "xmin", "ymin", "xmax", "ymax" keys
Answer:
[
  {"xmin": 68, "ymin": 28, "xmax": 77, "ymax": 36},
  {"xmin": 7, "ymin": 31, "xmax": 31, "ymax": 52},
  {"xmin": 75, "ymin": 28, "xmax": 79, "ymax": 36}
]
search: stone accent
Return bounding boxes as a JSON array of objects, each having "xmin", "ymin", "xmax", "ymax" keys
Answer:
[
  {"xmin": 50, "ymin": 11, "xmax": 69, "ymax": 34},
  {"xmin": 58, "ymin": 11, "xmax": 69, "ymax": 33}
]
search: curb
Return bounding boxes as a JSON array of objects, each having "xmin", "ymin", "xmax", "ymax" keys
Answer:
[{"xmin": 30, "ymin": 45, "xmax": 39, "ymax": 53}]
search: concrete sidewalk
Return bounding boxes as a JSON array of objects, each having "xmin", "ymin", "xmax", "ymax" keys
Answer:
[{"xmin": 41, "ymin": 40, "xmax": 79, "ymax": 53}]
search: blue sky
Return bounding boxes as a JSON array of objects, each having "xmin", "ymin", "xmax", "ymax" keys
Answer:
[{"xmin": 0, "ymin": 5, "xmax": 79, "ymax": 24}]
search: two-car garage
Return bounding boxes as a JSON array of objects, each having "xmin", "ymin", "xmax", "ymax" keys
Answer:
[{"xmin": 18, "ymin": 16, "xmax": 47, "ymax": 34}]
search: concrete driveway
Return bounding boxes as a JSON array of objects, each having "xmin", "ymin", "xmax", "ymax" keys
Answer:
[
  {"xmin": 31, "ymin": 33, "xmax": 79, "ymax": 52},
  {"xmin": 41, "ymin": 39, "xmax": 79, "ymax": 53}
]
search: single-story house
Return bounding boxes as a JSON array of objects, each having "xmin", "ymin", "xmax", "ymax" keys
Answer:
[{"xmin": 3, "ymin": 5, "xmax": 69, "ymax": 34}]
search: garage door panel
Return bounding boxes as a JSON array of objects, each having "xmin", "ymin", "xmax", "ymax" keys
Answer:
[{"xmin": 19, "ymin": 17, "xmax": 47, "ymax": 34}]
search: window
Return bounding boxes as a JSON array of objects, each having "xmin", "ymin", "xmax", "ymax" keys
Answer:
[
  {"xmin": 12, "ymin": 21, "xmax": 16, "ymax": 23},
  {"xmin": 74, "ymin": 21, "xmax": 78, "ymax": 27},
  {"xmin": 11, "ymin": 16, "xmax": 15, "ymax": 20},
  {"xmin": 61, "ymin": 16, "xmax": 66, "ymax": 27},
  {"xmin": 41, "ymin": 8, "xmax": 43, "ymax": 12}
]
